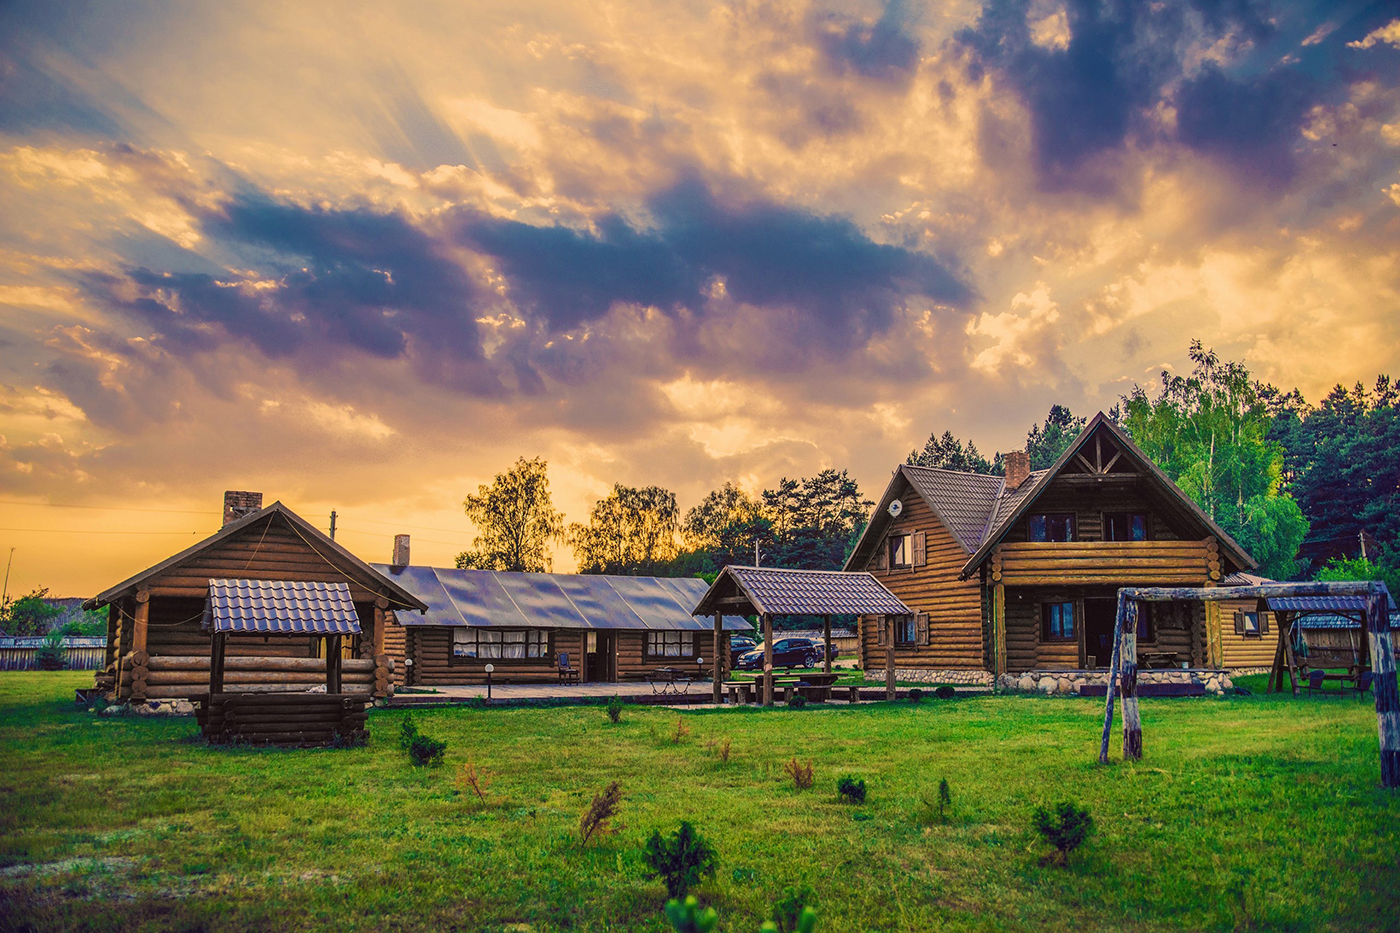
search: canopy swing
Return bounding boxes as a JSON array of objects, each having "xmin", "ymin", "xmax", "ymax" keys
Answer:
[{"xmin": 1096, "ymin": 581, "xmax": 1399, "ymax": 789}]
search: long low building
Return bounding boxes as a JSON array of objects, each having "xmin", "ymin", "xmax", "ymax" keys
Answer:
[{"xmin": 374, "ymin": 563, "xmax": 751, "ymax": 685}]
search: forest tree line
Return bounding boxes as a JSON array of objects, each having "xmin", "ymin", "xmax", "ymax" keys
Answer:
[{"xmin": 452, "ymin": 341, "xmax": 1397, "ymax": 591}]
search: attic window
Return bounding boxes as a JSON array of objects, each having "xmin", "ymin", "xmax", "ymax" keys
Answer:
[
  {"xmin": 888, "ymin": 534, "xmax": 912, "ymax": 569},
  {"xmin": 1029, "ymin": 513, "xmax": 1076, "ymax": 542},
  {"xmin": 1103, "ymin": 512, "xmax": 1148, "ymax": 541}
]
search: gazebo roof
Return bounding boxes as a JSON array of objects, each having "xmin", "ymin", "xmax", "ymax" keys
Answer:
[
  {"xmin": 691, "ymin": 565, "xmax": 912, "ymax": 618},
  {"xmin": 202, "ymin": 579, "xmax": 362, "ymax": 636}
]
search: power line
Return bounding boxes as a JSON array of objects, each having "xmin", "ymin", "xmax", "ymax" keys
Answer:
[
  {"xmin": 338, "ymin": 514, "xmax": 472, "ymax": 535},
  {"xmin": 334, "ymin": 526, "xmax": 463, "ymax": 547},
  {"xmin": 0, "ymin": 527, "xmax": 206, "ymax": 535},
  {"xmin": 0, "ymin": 499, "xmax": 219, "ymax": 515}
]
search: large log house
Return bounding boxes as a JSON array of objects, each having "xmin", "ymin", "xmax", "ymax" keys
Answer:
[{"xmin": 844, "ymin": 413, "xmax": 1267, "ymax": 687}]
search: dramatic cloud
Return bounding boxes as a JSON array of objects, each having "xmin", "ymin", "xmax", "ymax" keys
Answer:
[{"xmin": 0, "ymin": 0, "xmax": 1396, "ymax": 595}]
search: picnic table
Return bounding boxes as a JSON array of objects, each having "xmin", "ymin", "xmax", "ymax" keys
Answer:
[{"xmin": 646, "ymin": 667, "xmax": 702, "ymax": 695}]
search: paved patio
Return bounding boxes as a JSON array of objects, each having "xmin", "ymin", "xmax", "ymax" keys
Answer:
[{"xmin": 384, "ymin": 679, "xmax": 989, "ymax": 707}]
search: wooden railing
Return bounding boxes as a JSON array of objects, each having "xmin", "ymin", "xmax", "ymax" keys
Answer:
[{"xmin": 992, "ymin": 538, "xmax": 1220, "ymax": 586}]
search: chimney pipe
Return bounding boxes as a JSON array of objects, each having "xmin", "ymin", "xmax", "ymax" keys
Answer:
[
  {"xmin": 1004, "ymin": 451, "xmax": 1030, "ymax": 490},
  {"xmin": 223, "ymin": 491, "xmax": 264, "ymax": 526},
  {"xmin": 393, "ymin": 534, "xmax": 410, "ymax": 567}
]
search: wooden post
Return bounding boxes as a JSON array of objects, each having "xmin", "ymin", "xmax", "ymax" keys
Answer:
[
  {"xmin": 326, "ymin": 634, "xmax": 342, "ymax": 694},
  {"xmin": 209, "ymin": 632, "xmax": 226, "ymax": 695},
  {"xmin": 1203, "ymin": 586, "xmax": 1223, "ymax": 668},
  {"xmin": 1281, "ymin": 613, "xmax": 1301, "ymax": 696},
  {"xmin": 1098, "ymin": 592, "xmax": 1128, "ymax": 764},
  {"xmin": 992, "ymin": 582, "xmax": 1007, "ymax": 677},
  {"xmin": 823, "ymin": 615, "xmax": 832, "ymax": 675},
  {"xmin": 373, "ymin": 596, "xmax": 390, "ymax": 699},
  {"xmin": 130, "ymin": 587, "xmax": 150, "ymax": 702},
  {"xmin": 1121, "ymin": 601, "xmax": 1141, "ymax": 761},
  {"xmin": 712, "ymin": 610, "xmax": 723, "ymax": 705},
  {"xmin": 886, "ymin": 616, "xmax": 896, "ymax": 701},
  {"xmin": 762, "ymin": 614, "xmax": 774, "ymax": 707},
  {"xmin": 1366, "ymin": 583, "xmax": 1400, "ymax": 789}
]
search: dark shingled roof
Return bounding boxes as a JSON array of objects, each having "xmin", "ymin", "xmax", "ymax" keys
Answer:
[
  {"xmin": 692, "ymin": 566, "xmax": 912, "ymax": 617},
  {"xmin": 901, "ymin": 466, "xmax": 1004, "ymax": 553},
  {"xmin": 202, "ymin": 579, "xmax": 362, "ymax": 635}
]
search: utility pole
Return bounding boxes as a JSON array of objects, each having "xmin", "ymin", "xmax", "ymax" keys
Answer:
[
  {"xmin": 2, "ymin": 547, "xmax": 13, "ymax": 607},
  {"xmin": 329, "ymin": 510, "xmax": 337, "ymax": 541},
  {"xmin": 754, "ymin": 539, "xmax": 761, "ymax": 567}
]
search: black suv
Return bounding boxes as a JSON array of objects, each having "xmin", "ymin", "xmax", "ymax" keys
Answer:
[{"xmin": 734, "ymin": 637, "xmax": 837, "ymax": 670}]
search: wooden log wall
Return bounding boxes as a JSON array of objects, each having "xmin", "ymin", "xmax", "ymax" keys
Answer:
[
  {"xmin": 858, "ymin": 488, "xmax": 984, "ymax": 671},
  {"xmin": 407, "ymin": 627, "xmax": 560, "ymax": 685},
  {"xmin": 998, "ymin": 479, "xmax": 1186, "ymax": 543},
  {"xmin": 115, "ymin": 654, "xmax": 387, "ymax": 699},
  {"xmin": 198, "ymin": 692, "xmax": 368, "ymax": 747},
  {"xmin": 1217, "ymin": 597, "xmax": 1280, "ymax": 668},
  {"xmin": 994, "ymin": 540, "xmax": 1216, "ymax": 586}
]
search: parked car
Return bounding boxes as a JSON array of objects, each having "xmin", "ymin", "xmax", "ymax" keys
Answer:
[
  {"xmin": 728, "ymin": 633, "xmax": 759, "ymax": 667},
  {"xmin": 734, "ymin": 636, "xmax": 838, "ymax": 671}
]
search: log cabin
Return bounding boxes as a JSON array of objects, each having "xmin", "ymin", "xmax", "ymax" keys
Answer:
[
  {"xmin": 84, "ymin": 492, "xmax": 427, "ymax": 703},
  {"xmin": 373, "ymin": 563, "xmax": 750, "ymax": 686},
  {"xmin": 843, "ymin": 413, "xmax": 1263, "ymax": 685}
]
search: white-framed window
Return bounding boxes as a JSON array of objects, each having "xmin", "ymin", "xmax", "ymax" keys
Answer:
[
  {"xmin": 1234, "ymin": 611, "xmax": 1268, "ymax": 638},
  {"xmin": 888, "ymin": 534, "xmax": 912, "ymax": 569},
  {"xmin": 452, "ymin": 628, "xmax": 548, "ymax": 659},
  {"xmin": 646, "ymin": 631, "xmax": 696, "ymax": 657}
]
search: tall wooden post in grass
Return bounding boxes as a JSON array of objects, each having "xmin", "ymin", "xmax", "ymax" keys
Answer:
[
  {"xmin": 823, "ymin": 615, "xmax": 832, "ymax": 675},
  {"xmin": 1120, "ymin": 600, "xmax": 1141, "ymax": 761},
  {"xmin": 712, "ymin": 610, "xmax": 723, "ymax": 705},
  {"xmin": 762, "ymin": 613, "xmax": 774, "ymax": 707},
  {"xmin": 1367, "ymin": 583, "xmax": 1400, "ymax": 788},
  {"xmin": 1098, "ymin": 592, "xmax": 1127, "ymax": 765}
]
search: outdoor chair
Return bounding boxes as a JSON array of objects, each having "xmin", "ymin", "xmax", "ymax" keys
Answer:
[
  {"xmin": 1353, "ymin": 671, "xmax": 1375, "ymax": 697},
  {"xmin": 558, "ymin": 652, "xmax": 580, "ymax": 684},
  {"xmin": 1304, "ymin": 669, "xmax": 1327, "ymax": 696}
]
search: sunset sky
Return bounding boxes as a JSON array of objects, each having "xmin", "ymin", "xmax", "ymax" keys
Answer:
[{"xmin": 1, "ymin": 0, "xmax": 1398, "ymax": 597}]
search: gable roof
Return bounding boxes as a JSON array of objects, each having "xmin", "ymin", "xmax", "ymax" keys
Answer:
[
  {"xmin": 83, "ymin": 502, "xmax": 427, "ymax": 612},
  {"xmin": 374, "ymin": 565, "xmax": 751, "ymax": 631},
  {"xmin": 845, "ymin": 412, "xmax": 1257, "ymax": 578},
  {"xmin": 691, "ymin": 565, "xmax": 912, "ymax": 617}
]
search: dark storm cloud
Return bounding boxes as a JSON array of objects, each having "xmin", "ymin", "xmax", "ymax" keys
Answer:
[
  {"xmin": 955, "ymin": 0, "xmax": 1358, "ymax": 192},
  {"xmin": 456, "ymin": 177, "xmax": 971, "ymax": 348},
  {"xmin": 1175, "ymin": 65, "xmax": 1314, "ymax": 187},
  {"xmin": 813, "ymin": 0, "xmax": 922, "ymax": 85},
  {"xmin": 81, "ymin": 194, "xmax": 497, "ymax": 389}
]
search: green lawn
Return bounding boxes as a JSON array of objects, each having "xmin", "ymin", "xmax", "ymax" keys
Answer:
[{"xmin": 1, "ymin": 672, "xmax": 1397, "ymax": 933}]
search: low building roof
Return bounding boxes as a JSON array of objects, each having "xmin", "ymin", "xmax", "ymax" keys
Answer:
[
  {"xmin": 374, "ymin": 565, "xmax": 751, "ymax": 631},
  {"xmin": 691, "ymin": 565, "xmax": 912, "ymax": 618},
  {"xmin": 201, "ymin": 579, "xmax": 362, "ymax": 635}
]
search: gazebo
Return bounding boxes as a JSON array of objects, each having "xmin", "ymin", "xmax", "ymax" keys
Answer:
[
  {"xmin": 196, "ymin": 578, "xmax": 371, "ymax": 746},
  {"xmin": 692, "ymin": 566, "xmax": 913, "ymax": 706}
]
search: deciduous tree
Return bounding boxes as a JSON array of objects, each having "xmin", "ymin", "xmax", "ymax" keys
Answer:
[
  {"xmin": 569, "ymin": 484, "xmax": 680, "ymax": 575},
  {"xmin": 455, "ymin": 456, "xmax": 565, "ymax": 572}
]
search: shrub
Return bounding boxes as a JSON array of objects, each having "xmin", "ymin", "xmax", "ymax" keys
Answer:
[
  {"xmin": 1032, "ymin": 801, "xmax": 1093, "ymax": 866},
  {"xmin": 398, "ymin": 713, "xmax": 419, "ymax": 749},
  {"xmin": 579, "ymin": 780, "xmax": 623, "ymax": 845},
  {"xmin": 938, "ymin": 778, "xmax": 951, "ymax": 821},
  {"xmin": 466, "ymin": 695, "xmax": 488, "ymax": 710},
  {"xmin": 664, "ymin": 895, "xmax": 718, "ymax": 933},
  {"xmin": 712, "ymin": 736, "xmax": 732, "ymax": 765},
  {"xmin": 407, "ymin": 733, "xmax": 447, "ymax": 767},
  {"xmin": 935, "ymin": 685, "xmax": 956, "ymax": 700},
  {"xmin": 643, "ymin": 821, "xmax": 718, "ymax": 898},
  {"xmin": 919, "ymin": 777, "xmax": 952, "ymax": 824},
  {"xmin": 908, "ymin": 688, "xmax": 924, "ymax": 702},
  {"xmin": 788, "ymin": 693, "xmax": 808, "ymax": 709},
  {"xmin": 836, "ymin": 776, "xmax": 866, "ymax": 804},
  {"xmin": 606, "ymin": 695, "xmax": 625, "ymax": 723},
  {"xmin": 672, "ymin": 718, "xmax": 690, "ymax": 744},
  {"xmin": 772, "ymin": 884, "xmax": 818, "ymax": 933},
  {"xmin": 783, "ymin": 757, "xmax": 814, "ymax": 790},
  {"xmin": 456, "ymin": 759, "xmax": 490, "ymax": 803},
  {"xmin": 35, "ymin": 630, "xmax": 66, "ymax": 671}
]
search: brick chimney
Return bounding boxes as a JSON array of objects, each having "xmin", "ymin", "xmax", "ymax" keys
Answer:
[
  {"xmin": 1004, "ymin": 451, "xmax": 1030, "ymax": 490},
  {"xmin": 393, "ymin": 534, "xmax": 411, "ymax": 567},
  {"xmin": 223, "ymin": 491, "xmax": 263, "ymax": 526}
]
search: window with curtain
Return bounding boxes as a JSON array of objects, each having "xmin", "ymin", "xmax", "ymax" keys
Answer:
[
  {"xmin": 645, "ymin": 631, "xmax": 696, "ymax": 657},
  {"xmin": 1042, "ymin": 602, "xmax": 1076, "ymax": 640},
  {"xmin": 1028, "ymin": 514, "xmax": 1076, "ymax": 542},
  {"xmin": 452, "ymin": 628, "xmax": 548, "ymax": 659}
]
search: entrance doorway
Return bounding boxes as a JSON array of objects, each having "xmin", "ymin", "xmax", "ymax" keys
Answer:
[
  {"xmin": 1084, "ymin": 599, "xmax": 1117, "ymax": 668},
  {"xmin": 586, "ymin": 631, "xmax": 615, "ymax": 682}
]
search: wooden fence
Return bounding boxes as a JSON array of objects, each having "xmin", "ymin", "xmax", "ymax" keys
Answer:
[{"xmin": 0, "ymin": 636, "xmax": 107, "ymax": 671}]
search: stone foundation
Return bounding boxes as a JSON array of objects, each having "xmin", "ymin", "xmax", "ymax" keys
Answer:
[
  {"xmin": 866, "ymin": 669, "xmax": 995, "ymax": 686},
  {"xmin": 97, "ymin": 698, "xmax": 196, "ymax": 716},
  {"xmin": 995, "ymin": 669, "xmax": 1235, "ymax": 696}
]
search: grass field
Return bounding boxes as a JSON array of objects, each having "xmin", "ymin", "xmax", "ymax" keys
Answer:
[{"xmin": 2, "ymin": 672, "xmax": 1397, "ymax": 933}]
